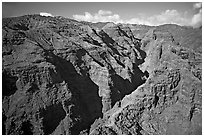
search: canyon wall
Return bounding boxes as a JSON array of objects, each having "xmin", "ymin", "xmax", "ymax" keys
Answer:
[{"xmin": 2, "ymin": 15, "xmax": 202, "ymax": 135}]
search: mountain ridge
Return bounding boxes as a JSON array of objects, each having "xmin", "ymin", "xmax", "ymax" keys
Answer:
[{"xmin": 2, "ymin": 14, "xmax": 202, "ymax": 135}]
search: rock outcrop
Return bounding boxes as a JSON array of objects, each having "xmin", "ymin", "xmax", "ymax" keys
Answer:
[{"xmin": 2, "ymin": 15, "xmax": 202, "ymax": 135}]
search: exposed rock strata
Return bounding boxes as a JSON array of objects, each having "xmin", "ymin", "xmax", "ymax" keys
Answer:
[{"xmin": 2, "ymin": 15, "xmax": 202, "ymax": 135}]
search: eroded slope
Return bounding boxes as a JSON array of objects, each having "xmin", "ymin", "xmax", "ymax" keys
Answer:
[
  {"xmin": 2, "ymin": 15, "xmax": 148, "ymax": 135},
  {"xmin": 2, "ymin": 15, "xmax": 202, "ymax": 135}
]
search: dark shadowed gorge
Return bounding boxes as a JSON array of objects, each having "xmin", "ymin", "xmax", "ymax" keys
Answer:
[{"xmin": 2, "ymin": 15, "xmax": 202, "ymax": 135}]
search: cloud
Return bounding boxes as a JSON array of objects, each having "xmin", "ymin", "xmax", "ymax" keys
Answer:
[
  {"xmin": 125, "ymin": 18, "xmax": 152, "ymax": 26},
  {"xmin": 191, "ymin": 9, "xmax": 202, "ymax": 28},
  {"xmin": 133, "ymin": 9, "xmax": 190, "ymax": 26},
  {"xmin": 73, "ymin": 9, "xmax": 191, "ymax": 26},
  {"xmin": 98, "ymin": 10, "xmax": 112, "ymax": 15},
  {"xmin": 40, "ymin": 12, "xmax": 53, "ymax": 17},
  {"xmin": 191, "ymin": 2, "xmax": 202, "ymax": 28},
  {"xmin": 73, "ymin": 4, "xmax": 202, "ymax": 28},
  {"xmin": 193, "ymin": 2, "xmax": 202, "ymax": 9},
  {"xmin": 73, "ymin": 10, "xmax": 122, "ymax": 23}
]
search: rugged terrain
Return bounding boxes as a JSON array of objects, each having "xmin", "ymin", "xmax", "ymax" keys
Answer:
[{"xmin": 2, "ymin": 14, "xmax": 202, "ymax": 135}]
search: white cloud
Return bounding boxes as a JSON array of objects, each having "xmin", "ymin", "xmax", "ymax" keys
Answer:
[
  {"xmin": 123, "ymin": 9, "xmax": 194, "ymax": 27},
  {"xmin": 126, "ymin": 18, "xmax": 152, "ymax": 26},
  {"xmin": 73, "ymin": 10, "xmax": 122, "ymax": 23},
  {"xmin": 142, "ymin": 9, "xmax": 190, "ymax": 26},
  {"xmin": 73, "ymin": 4, "xmax": 202, "ymax": 28},
  {"xmin": 40, "ymin": 12, "xmax": 53, "ymax": 17},
  {"xmin": 191, "ymin": 2, "xmax": 202, "ymax": 28},
  {"xmin": 191, "ymin": 9, "xmax": 202, "ymax": 28},
  {"xmin": 98, "ymin": 10, "xmax": 112, "ymax": 15},
  {"xmin": 73, "ymin": 9, "xmax": 191, "ymax": 26},
  {"xmin": 193, "ymin": 2, "xmax": 202, "ymax": 9}
]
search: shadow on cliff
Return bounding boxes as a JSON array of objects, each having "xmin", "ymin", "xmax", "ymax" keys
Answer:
[
  {"xmin": 94, "ymin": 30, "xmax": 122, "ymax": 56},
  {"xmin": 91, "ymin": 28, "xmax": 149, "ymax": 107},
  {"xmin": 97, "ymin": 30, "xmax": 127, "ymax": 68},
  {"xmin": 117, "ymin": 26, "xmax": 136, "ymax": 41},
  {"xmin": 42, "ymin": 50, "xmax": 103, "ymax": 134},
  {"xmin": 26, "ymin": 30, "xmax": 103, "ymax": 134},
  {"xmin": 104, "ymin": 28, "xmax": 148, "ymax": 107},
  {"xmin": 2, "ymin": 70, "xmax": 18, "ymax": 96},
  {"xmin": 83, "ymin": 34, "xmax": 102, "ymax": 47},
  {"xmin": 109, "ymin": 63, "xmax": 149, "ymax": 107}
]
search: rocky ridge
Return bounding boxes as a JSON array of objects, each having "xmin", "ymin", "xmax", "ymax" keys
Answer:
[{"xmin": 2, "ymin": 14, "xmax": 202, "ymax": 135}]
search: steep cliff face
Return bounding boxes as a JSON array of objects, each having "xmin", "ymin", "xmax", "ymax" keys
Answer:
[
  {"xmin": 2, "ymin": 15, "xmax": 202, "ymax": 135},
  {"xmin": 90, "ymin": 26, "xmax": 202, "ymax": 135}
]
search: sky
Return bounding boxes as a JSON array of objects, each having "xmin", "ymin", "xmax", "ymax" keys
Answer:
[{"xmin": 2, "ymin": 2, "xmax": 202, "ymax": 28}]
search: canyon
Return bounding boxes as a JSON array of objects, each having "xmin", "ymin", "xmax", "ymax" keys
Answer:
[{"xmin": 2, "ymin": 14, "xmax": 202, "ymax": 135}]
